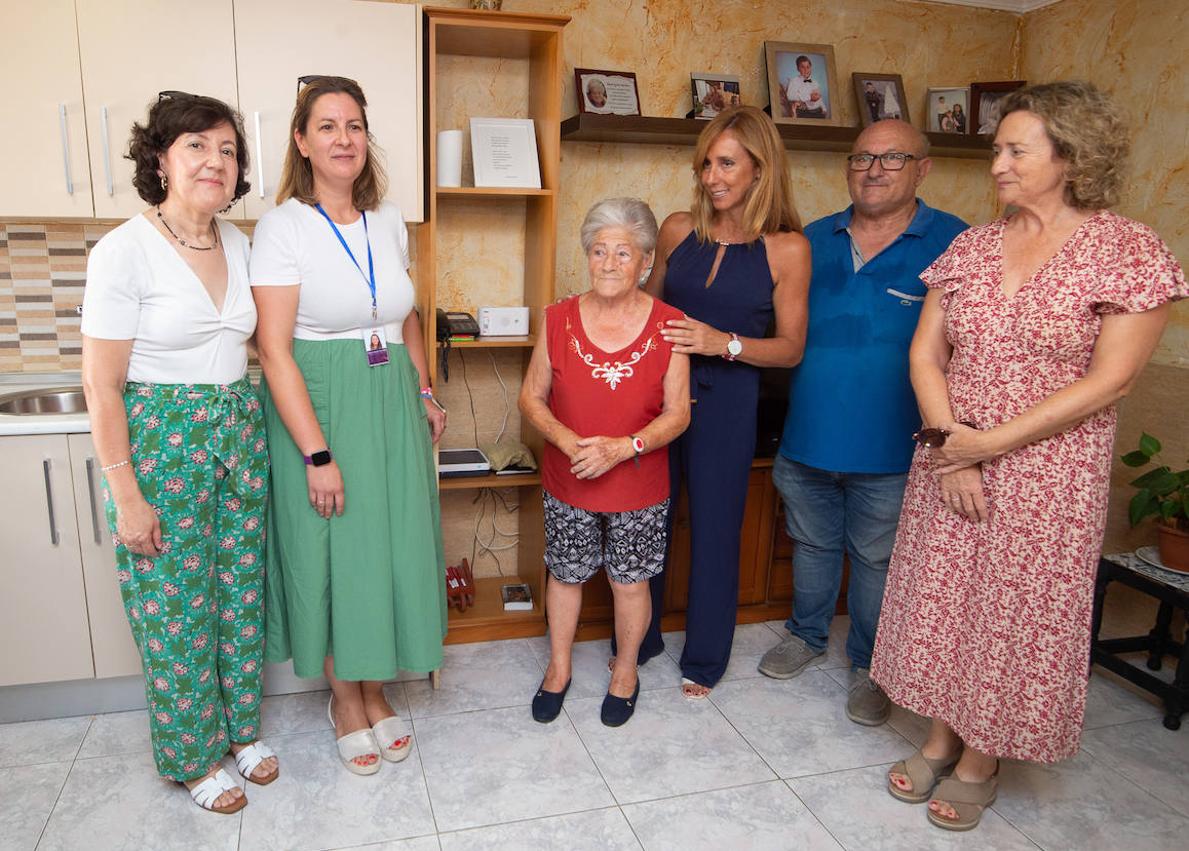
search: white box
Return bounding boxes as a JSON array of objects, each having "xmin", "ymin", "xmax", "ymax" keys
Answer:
[{"xmin": 478, "ymin": 306, "xmax": 530, "ymax": 337}]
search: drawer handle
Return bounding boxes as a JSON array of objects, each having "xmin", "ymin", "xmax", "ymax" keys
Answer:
[
  {"xmin": 85, "ymin": 457, "xmax": 103, "ymax": 544},
  {"xmin": 43, "ymin": 459, "xmax": 60, "ymax": 546},
  {"xmin": 254, "ymin": 111, "xmax": 265, "ymax": 199},
  {"xmin": 100, "ymin": 106, "xmax": 114, "ymax": 196},
  {"xmin": 58, "ymin": 104, "xmax": 74, "ymax": 195}
]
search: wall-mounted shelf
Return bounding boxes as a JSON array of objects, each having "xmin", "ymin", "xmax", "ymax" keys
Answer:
[{"xmin": 560, "ymin": 113, "xmax": 992, "ymax": 160}]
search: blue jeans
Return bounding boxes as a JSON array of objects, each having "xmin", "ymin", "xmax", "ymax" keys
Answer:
[{"xmin": 772, "ymin": 454, "xmax": 908, "ymax": 669}]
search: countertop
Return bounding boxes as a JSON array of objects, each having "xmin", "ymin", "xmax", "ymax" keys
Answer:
[{"xmin": 0, "ymin": 372, "xmax": 91, "ymax": 436}]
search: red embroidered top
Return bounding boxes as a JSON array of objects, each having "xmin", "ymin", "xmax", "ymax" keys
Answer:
[{"xmin": 542, "ymin": 294, "xmax": 684, "ymax": 512}]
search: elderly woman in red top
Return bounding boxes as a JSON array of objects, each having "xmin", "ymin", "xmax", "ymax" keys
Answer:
[{"xmin": 520, "ymin": 197, "xmax": 691, "ymax": 727}]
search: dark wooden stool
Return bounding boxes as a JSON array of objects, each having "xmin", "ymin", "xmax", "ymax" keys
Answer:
[{"xmin": 1091, "ymin": 553, "xmax": 1189, "ymax": 730}]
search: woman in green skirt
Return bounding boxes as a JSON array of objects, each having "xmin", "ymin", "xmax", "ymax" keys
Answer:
[{"xmin": 251, "ymin": 76, "xmax": 447, "ymax": 775}]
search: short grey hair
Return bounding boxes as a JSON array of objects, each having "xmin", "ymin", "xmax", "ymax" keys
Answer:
[{"xmin": 580, "ymin": 197, "xmax": 658, "ymax": 255}]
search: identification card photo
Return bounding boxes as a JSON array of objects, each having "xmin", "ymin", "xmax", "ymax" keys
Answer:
[
  {"xmin": 469, "ymin": 118, "xmax": 541, "ymax": 189},
  {"xmin": 363, "ymin": 326, "xmax": 389, "ymax": 367}
]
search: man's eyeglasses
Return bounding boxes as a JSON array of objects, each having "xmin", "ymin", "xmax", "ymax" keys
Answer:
[{"xmin": 847, "ymin": 152, "xmax": 917, "ymax": 172}]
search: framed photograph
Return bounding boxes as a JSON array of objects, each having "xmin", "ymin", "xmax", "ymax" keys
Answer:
[
  {"xmin": 765, "ymin": 42, "xmax": 841, "ymax": 126},
  {"xmin": 926, "ymin": 87, "xmax": 970, "ymax": 134},
  {"xmin": 852, "ymin": 73, "xmax": 909, "ymax": 127},
  {"xmin": 574, "ymin": 68, "xmax": 641, "ymax": 116},
  {"xmin": 691, "ymin": 73, "xmax": 742, "ymax": 120},
  {"xmin": 469, "ymin": 118, "xmax": 541, "ymax": 189},
  {"xmin": 970, "ymin": 80, "xmax": 1026, "ymax": 135}
]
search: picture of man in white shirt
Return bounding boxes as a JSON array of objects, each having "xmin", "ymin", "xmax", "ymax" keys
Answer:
[{"xmin": 785, "ymin": 55, "xmax": 826, "ymax": 119}]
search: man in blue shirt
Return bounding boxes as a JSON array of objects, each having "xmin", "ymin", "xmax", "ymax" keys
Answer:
[{"xmin": 758, "ymin": 120, "xmax": 967, "ymax": 726}]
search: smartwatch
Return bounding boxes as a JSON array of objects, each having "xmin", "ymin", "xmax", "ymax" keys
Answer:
[
  {"xmin": 303, "ymin": 449, "xmax": 333, "ymax": 467},
  {"xmin": 723, "ymin": 332, "xmax": 743, "ymax": 361}
]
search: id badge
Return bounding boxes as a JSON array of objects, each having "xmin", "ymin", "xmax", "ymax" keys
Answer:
[{"xmin": 363, "ymin": 326, "xmax": 390, "ymax": 367}]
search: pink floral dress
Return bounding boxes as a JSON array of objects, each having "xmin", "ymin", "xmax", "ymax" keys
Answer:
[{"xmin": 870, "ymin": 211, "xmax": 1186, "ymax": 762}]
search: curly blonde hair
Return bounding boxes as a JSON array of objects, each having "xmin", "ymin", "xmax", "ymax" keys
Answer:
[{"xmin": 998, "ymin": 81, "xmax": 1129, "ymax": 210}]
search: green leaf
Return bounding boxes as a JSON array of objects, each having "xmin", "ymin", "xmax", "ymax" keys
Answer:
[
  {"xmin": 1130, "ymin": 466, "xmax": 1173, "ymax": 488},
  {"xmin": 1139, "ymin": 433, "xmax": 1162, "ymax": 457},
  {"xmin": 1129, "ymin": 489, "xmax": 1157, "ymax": 526},
  {"xmin": 1149, "ymin": 470, "xmax": 1182, "ymax": 497},
  {"xmin": 1121, "ymin": 450, "xmax": 1151, "ymax": 467},
  {"xmin": 1161, "ymin": 500, "xmax": 1178, "ymax": 521}
]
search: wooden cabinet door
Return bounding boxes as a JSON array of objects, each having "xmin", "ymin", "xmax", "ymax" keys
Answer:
[
  {"xmin": 67, "ymin": 434, "xmax": 141, "ymax": 679},
  {"xmin": 234, "ymin": 0, "xmax": 423, "ymax": 221},
  {"xmin": 0, "ymin": 0, "xmax": 94, "ymax": 217},
  {"xmin": 75, "ymin": 0, "xmax": 239, "ymax": 219},
  {"xmin": 0, "ymin": 435, "xmax": 94, "ymax": 686}
]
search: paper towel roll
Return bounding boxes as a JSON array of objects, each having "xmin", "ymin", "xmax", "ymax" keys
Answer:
[{"xmin": 436, "ymin": 130, "xmax": 463, "ymax": 187}]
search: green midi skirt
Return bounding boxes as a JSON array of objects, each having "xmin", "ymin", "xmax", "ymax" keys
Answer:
[{"xmin": 260, "ymin": 340, "xmax": 446, "ymax": 680}]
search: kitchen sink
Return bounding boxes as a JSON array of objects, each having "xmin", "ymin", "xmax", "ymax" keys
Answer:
[{"xmin": 0, "ymin": 387, "xmax": 88, "ymax": 415}]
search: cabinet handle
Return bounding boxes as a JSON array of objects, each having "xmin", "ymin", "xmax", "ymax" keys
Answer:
[
  {"xmin": 42, "ymin": 459, "xmax": 61, "ymax": 546},
  {"xmin": 100, "ymin": 106, "xmax": 114, "ymax": 196},
  {"xmin": 254, "ymin": 111, "xmax": 265, "ymax": 199},
  {"xmin": 85, "ymin": 458, "xmax": 103, "ymax": 544},
  {"xmin": 58, "ymin": 104, "xmax": 74, "ymax": 195}
]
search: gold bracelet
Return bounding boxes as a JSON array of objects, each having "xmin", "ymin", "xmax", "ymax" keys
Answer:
[{"xmin": 101, "ymin": 459, "xmax": 131, "ymax": 472}]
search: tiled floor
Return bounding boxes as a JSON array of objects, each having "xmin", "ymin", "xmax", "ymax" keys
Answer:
[{"xmin": 3, "ymin": 615, "xmax": 1187, "ymax": 851}]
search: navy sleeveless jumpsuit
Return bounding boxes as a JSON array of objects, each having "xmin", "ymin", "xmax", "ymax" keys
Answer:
[{"xmin": 621, "ymin": 230, "xmax": 775, "ymax": 688}]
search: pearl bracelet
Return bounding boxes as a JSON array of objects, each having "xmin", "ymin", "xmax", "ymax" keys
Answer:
[{"xmin": 101, "ymin": 459, "xmax": 131, "ymax": 472}]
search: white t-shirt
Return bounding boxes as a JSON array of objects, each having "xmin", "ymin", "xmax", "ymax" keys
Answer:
[
  {"xmin": 81, "ymin": 215, "xmax": 255, "ymax": 385},
  {"xmin": 249, "ymin": 198, "xmax": 414, "ymax": 342},
  {"xmin": 786, "ymin": 77, "xmax": 824, "ymax": 114}
]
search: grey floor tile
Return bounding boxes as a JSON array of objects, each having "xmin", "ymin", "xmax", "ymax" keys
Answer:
[
  {"xmin": 711, "ymin": 671, "xmax": 909, "ymax": 778},
  {"xmin": 887, "ymin": 704, "xmax": 932, "ymax": 748},
  {"xmin": 438, "ymin": 807, "xmax": 639, "ymax": 850},
  {"xmin": 260, "ymin": 688, "xmax": 333, "ymax": 737},
  {"xmin": 789, "ymin": 765, "xmax": 1037, "ymax": 850},
  {"xmin": 76, "ymin": 710, "xmax": 152, "ymax": 759},
  {"xmin": 405, "ymin": 639, "xmax": 544, "ymax": 719},
  {"xmin": 415, "ymin": 704, "xmax": 613, "ymax": 833},
  {"xmin": 238, "ymin": 728, "xmax": 435, "ymax": 851},
  {"xmin": 37, "ymin": 751, "xmax": 240, "ymax": 851},
  {"xmin": 525, "ymin": 634, "xmax": 683, "ymax": 701},
  {"xmin": 622, "ymin": 779, "xmax": 840, "ymax": 850},
  {"xmin": 993, "ymin": 751, "xmax": 1189, "ymax": 850},
  {"xmin": 1082, "ymin": 669, "xmax": 1162, "ymax": 730},
  {"xmin": 664, "ymin": 623, "xmax": 792, "ymax": 683},
  {"xmin": 0, "ymin": 715, "xmax": 91, "ymax": 768},
  {"xmin": 567, "ymin": 686, "xmax": 774, "ymax": 804},
  {"xmin": 330, "ymin": 838, "xmax": 440, "ymax": 851},
  {"xmin": 1080, "ymin": 718, "xmax": 1189, "ymax": 816},
  {"xmin": 0, "ymin": 760, "xmax": 71, "ymax": 851}
]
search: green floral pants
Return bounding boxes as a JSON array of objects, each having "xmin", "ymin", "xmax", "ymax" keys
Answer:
[{"xmin": 104, "ymin": 378, "xmax": 269, "ymax": 781}]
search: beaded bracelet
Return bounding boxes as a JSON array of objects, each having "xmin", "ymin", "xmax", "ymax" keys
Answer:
[
  {"xmin": 101, "ymin": 459, "xmax": 131, "ymax": 472},
  {"xmin": 419, "ymin": 386, "xmax": 434, "ymax": 399}
]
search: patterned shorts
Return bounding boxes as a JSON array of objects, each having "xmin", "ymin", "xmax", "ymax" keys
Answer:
[{"xmin": 543, "ymin": 491, "xmax": 669, "ymax": 585}]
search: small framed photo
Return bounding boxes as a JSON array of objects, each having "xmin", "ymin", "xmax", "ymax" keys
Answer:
[
  {"xmin": 691, "ymin": 73, "xmax": 742, "ymax": 120},
  {"xmin": 469, "ymin": 118, "xmax": 541, "ymax": 189},
  {"xmin": 574, "ymin": 68, "xmax": 641, "ymax": 116},
  {"xmin": 765, "ymin": 42, "xmax": 840, "ymax": 126},
  {"xmin": 852, "ymin": 73, "xmax": 909, "ymax": 127},
  {"xmin": 927, "ymin": 87, "xmax": 970, "ymax": 134},
  {"xmin": 970, "ymin": 80, "xmax": 1026, "ymax": 135}
]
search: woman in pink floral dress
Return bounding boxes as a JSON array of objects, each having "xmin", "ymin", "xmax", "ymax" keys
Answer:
[{"xmin": 870, "ymin": 82, "xmax": 1186, "ymax": 832}]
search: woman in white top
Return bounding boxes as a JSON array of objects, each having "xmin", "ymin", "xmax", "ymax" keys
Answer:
[
  {"xmin": 81, "ymin": 93, "xmax": 277, "ymax": 815},
  {"xmin": 252, "ymin": 76, "xmax": 447, "ymax": 776}
]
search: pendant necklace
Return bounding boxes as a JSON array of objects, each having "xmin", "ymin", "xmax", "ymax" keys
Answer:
[{"xmin": 157, "ymin": 207, "xmax": 219, "ymax": 251}]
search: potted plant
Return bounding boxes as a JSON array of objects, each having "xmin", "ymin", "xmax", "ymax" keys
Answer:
[{"xmin": 1122, "ymin": 432, "xmax": 1189, "ymax": 572}]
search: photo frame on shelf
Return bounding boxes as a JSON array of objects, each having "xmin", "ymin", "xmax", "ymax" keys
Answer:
[
  {"xmin": 574, "ymin": 68, "xmax": 641, "ymax": 116},
  {"xmin": 764, "ymin": 41, "xmax": 840, "ymax": 126},
  {"xmin": 926, "ymin": 87, "xmax": 970, "ymax": 134},
  {"xmin": 469, "ymin": 118, "xmax": 541, "ymax": 189},
  {"xmin": 690, "ymin": 72, "xmax": 742, "ymax": 120},
  {"xmin": 970, "ymin": 80, "xmax": 1026, "ymax": 135},
  {"xmin": 852, "ymin": 73, "xmax": 909, "ymax": 127}
]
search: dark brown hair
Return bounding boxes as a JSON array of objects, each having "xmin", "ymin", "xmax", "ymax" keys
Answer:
[
  {"xmin": 127, "ymin": 94, "xmax": 250, "ymax": 205},
  {"xmin": 276, "ymin": 76, "xmax": 387, "ymax": 211}
]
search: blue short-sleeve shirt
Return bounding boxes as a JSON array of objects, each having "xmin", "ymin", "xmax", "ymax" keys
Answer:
[{"xmin": 778, "ymin": 200, "xmax": 968, "ymax": 474}]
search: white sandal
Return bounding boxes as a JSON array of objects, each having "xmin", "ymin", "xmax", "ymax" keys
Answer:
[
  {"xmin": 372, "ymin": 715, "xmax": 412, "ymax": 763},
  {"xmin": 187, "ymin": 768, "xmax": 246, "ymax": 814},
  {"xmin": 233, "ymin": 740, "xmax": 279, "ymax": 785},
  {"xmin": 328, "ymin": 695, "xmax": 382, "ymax": 776}
]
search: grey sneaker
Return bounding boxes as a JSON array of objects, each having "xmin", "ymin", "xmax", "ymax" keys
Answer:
[
  {"xmin": 846, "ymin": 668, "xmax": 891, "ymax": 726},
  {"xmin": 757, "ymin": 633, "xmax": 825, "ymax": 679}
]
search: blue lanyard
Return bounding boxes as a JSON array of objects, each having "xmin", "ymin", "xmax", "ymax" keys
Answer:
[{"xmin": 314, "ymin": 204, "xmax": 377, "ymax": 319}]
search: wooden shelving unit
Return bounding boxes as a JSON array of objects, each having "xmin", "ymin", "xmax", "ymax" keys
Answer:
[
  {"xmin": 560, "ymin": 112, "xmax": 993, "ymax": 159},
  {"xmin": 419, "ymin": 6, "xmax": 568, "ymax": 644}
]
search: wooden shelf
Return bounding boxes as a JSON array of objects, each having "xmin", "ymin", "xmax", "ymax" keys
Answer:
[
  {"xmin": 560, "ymin": 113, "xmax": 993, "ymax": 160},
  {"xmin": 439, "ymin": 470, "xmax": 541, "ymax": 490},
  {"xmin": 428, "ymin": 6, "xmax": 569, "ymax": 58},
  {"xmin": 436, "ymin": 186, "xmax": 553, "ymax": 199},
  {"xmin": 444, "ymin": 576, "xmax": 543, "ymax": 643},
  {"xmin": 443, "ymin": 335, "xmax": 536, "ymax": 349}
]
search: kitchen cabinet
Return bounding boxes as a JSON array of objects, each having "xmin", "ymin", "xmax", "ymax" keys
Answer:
[
  {"xmin": 0, "ymin": 435, "xmax": 95, "ymax": 686},
  {"xmin": 233, "ymin": 0, "xmax": 424, "ymax": 221},
  {"xmin": 0, "ymin": 0, "xmax": 94, "ymax": 217}
]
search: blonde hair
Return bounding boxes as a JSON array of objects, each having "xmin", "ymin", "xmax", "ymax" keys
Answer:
[
  {"xmin": 690, "ymin": 106, "xmax": 801, "ymax": 242},
  {"xmin": 998, "ymin": 81, "xmax": 1128, "ymax": 210},
  {"xmin": 276, "ymin": 75, "xmax": 387, "ymax": 211}
]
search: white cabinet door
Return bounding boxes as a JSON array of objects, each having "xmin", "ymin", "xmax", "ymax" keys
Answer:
[
  {"xmin": 75, "ymin": 0, "xmax": 240, "ymax": 219},
  {"xmin": 0, "ymin": 0, "xmax": 94, "ymax": 217},
  {"xmin": 0, "ymin": 435, "xmax": 94, "ymax": 686},
  {"xmin": 234, "ymin": 0, "xmax": 423, "ymax": 221},
  {"xmin": 67, "ymin": 434, "xmax": 142, "ymax": 679}
]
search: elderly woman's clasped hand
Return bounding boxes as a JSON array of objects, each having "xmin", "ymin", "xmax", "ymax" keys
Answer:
[{"xmin": 568, "ymin": 435, "xmax": 633, "ymax": 480}]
